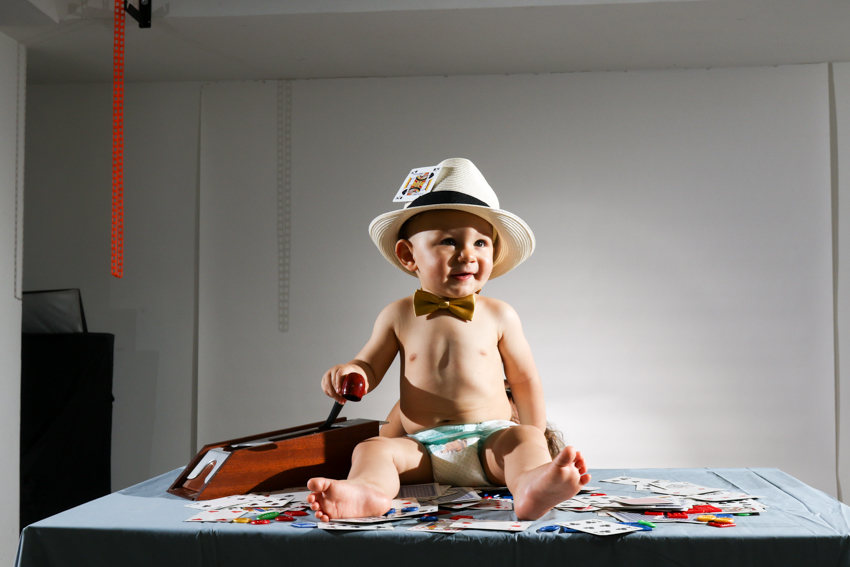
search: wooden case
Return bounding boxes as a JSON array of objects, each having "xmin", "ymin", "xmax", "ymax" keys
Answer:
[{"xmin": 168, "ymin": 417, "xmax": 380, "ymax": 500}]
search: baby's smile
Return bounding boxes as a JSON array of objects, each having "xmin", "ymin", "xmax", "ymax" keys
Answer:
[{"xmin": 450, "ymin": 272, "xmax": 474, "ymax": 281}]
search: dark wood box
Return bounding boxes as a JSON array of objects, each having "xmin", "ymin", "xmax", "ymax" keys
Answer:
[{"xmin": 168, "ymin": 418, "xmax": 380, "ymax": 500}]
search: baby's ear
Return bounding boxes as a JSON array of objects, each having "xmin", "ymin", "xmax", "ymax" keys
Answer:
[{"xmin": 395, "ymin": 239, "xmax": 417, "ymax": 272}]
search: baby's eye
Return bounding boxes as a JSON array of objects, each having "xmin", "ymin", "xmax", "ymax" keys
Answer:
[
  {"xmin": 440, "ymin": 238, "xmax": 456, "ymax": 246},
  {"xmin": 475, "ymin": 239, "xmax": 488, "ymax": 247}
]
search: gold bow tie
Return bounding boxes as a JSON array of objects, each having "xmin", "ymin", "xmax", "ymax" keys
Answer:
[{"xmin": 413, "ymin": 289, "xmax": 475, "ymax": 321}]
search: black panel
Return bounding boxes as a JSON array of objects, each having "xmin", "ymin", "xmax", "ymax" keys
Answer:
[{"xmin": 20, "ymin": 333, "xmax": 114, "ymax": 530}]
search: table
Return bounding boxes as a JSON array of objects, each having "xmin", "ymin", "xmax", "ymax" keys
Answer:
[{"xmin": 16, "ymin": 467, "xmax": 850, "ymax": 567}]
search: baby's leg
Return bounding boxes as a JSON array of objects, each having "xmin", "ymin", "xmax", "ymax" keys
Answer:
[
  {"xmin": 482, "ymin": 425, "xmax": 590, "ymax": 520},
  {"xmin": 307, "ymin": 436, "xmax": 432, "ymax": 521}
]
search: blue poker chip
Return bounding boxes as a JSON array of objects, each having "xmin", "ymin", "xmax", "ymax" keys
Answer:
[
  {"xmin": 419, "ymin": 515, "xmax": 438, "ymax": 522},
  {"xmin": 537, "ymin": 525, "xmax": 560, "ymax": 533},
  {"xmin": 291, "ymin": 522, "xmax": 318, "ymax": 528},
  {"xmin": 383, "ymin": 508, "xmax": 396, "ymax": 517},
  {"xmin": 714, "ymin": 514, "xmax": 734, "ymax": 518},
  {"xmin": 560, "ymin": 526, "xmax": 580, "ymax": 533},
  {"xmin": 401, "ymin": 507, "xmax": 419, "ymax": 513}
]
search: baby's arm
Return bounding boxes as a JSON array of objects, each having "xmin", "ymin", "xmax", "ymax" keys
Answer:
[
  {"xmin": 321, "ymin": 302, "xmax": 400, "ymax": 404},
  {"xmin": 497, "ymin": 302, "xmax": 547, "ymax": 432}
]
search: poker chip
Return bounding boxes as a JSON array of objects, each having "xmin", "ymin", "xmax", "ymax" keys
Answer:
[{"xmin": 291, "ymin": 522, "xmax": 317, "ymax": 528}]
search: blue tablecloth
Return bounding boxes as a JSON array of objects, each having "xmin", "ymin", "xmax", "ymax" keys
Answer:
[{"xmin": 16, "ymin": 467, "xmax": 850, "ymax": 567}]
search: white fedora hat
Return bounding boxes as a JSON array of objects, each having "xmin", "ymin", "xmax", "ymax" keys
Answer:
[{"xmin": 368, "ymin": 158, "xmax": 535, "ymax": 280}]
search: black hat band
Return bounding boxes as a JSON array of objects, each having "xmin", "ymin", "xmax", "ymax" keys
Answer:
[{"xmin": 408, "ymin": 190, "xmax": 491, "ymax": 209}]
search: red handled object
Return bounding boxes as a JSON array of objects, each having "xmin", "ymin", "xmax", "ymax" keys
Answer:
[
  {"xmin": 340, "ymin": 373, "xmax": 367, "ymax": 402},
  {"xmin": 319, "ymin": 373, "xmax": 366, "ymax": 431}
]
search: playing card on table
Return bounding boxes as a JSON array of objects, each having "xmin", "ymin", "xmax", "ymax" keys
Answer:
[
  {"xmin": 185, "ymin": 508, "xmax": 247, "ymax": 522},
  {"xmin": 464, "ymin": 499, "xmax": 513, "ymax": 510},
  {"xmin": 578, "ymin": 486, "xmax": 601, "ymax": 492},
  {"xmin": 607, "ymin": 511, "xmax": 700, "ymax": 524},
  {"xmin": 574, "ymin": 494, "xmax": 620, "ymax": 507},
  {"xmin": 319, "ymin": 522, "xmax": 394, "ymax": 531},
  {"xmin": 600, "ymin": 477, "xmax": 665, "ymax": 489},
  {"xmin": 397, "ymin": 483, "xmax": 444, "ymax": 500},
  {"xmin": 716, "ymin": 499, "xmax": 766, "ymax": 514},
  {"xmin": 272, "ymin": 487, "xmax": 311, "ymax": 502},
  {"xmin": 334, "ymin": 504, "xmax": 437, "ymax": 523},
  {"xmin": 612, "ymin": 496, "xmax": 684, "ymax": 507},
  {"xmin": 649, "ymin": 481, "xmax": 719, "ymax": 496},
  {"xmin": 558, "ymin": 519, "xmax": 643, "ymax": 536},
  {"xmin": 185, "ymin": 494, "xmax": 265, "ymax": 510},
  {"xmin": 245, "ymin": 493, "xmax": 296, "ymax": 507},
  {"xmin": 690, "ymin": 491, "xmax": 759, "ymax": 502},
  {"xmin": 408, "ymin": 520, "xmax": 465, "ymax": 533},
  {"xmin": 555, "ymin": 498, "xmax": 599, "ymax": 512},
  {"xmin": 450, "ymin": 520, "xmax": 534, "ymax": 532},
  {"xmin": 430, "ymin": 487, "xmax": 481, "ymax": 505}
]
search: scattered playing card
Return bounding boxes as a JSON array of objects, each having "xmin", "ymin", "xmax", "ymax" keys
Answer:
[
  {"xmin": 407, "ymin": 520, "xmax": 464, "ymax": 533},
  {"xmin": 319, "ymin": 523, "xmax": 394, "ymax": 531},
  {"xmin": 690, "ymin": 491, "xmax": 760, "ymax": 502},
  {"xmin": 574, "ymin": 495, "xmax": 620, "ymax": 507},
  {"xmin": 449, "ymin": 520, "xmax": 534, "ymax": 532},
  {"xmin": 600, "ymin": 477, "xmax": 664, "ymax": 487},
  {"xmin": 185, "ymin": 495, "xmax": 263, "ymax": 510},
  {"xmin": 430, "ymin": 487, "xmax": 481, "ymax": 505},
  {"xmin": 334, "ymin": 504, "xmax": 437, "ymax": 524},
  {"xmin": 185, "ymin": 508, "xmax": 247, "ymax": 522},
  {"xmin": 465, "ymin": 499, "xmax": 513, "ymax": 510},
  {"xmin": 557, "ymin": 519, "xmax": 643, "ymax": 536},
  {"xmin": 607, "ymin": 511, "xmax": 701, "ymax": 524},
  {"xmin": 649, "ymin": 481, "xmax": 719, "ymax": 496},
  {"xmin": 715, "ymin": 499, "xmax": 767, "ymax": 514},
  {"xmin": 612, "ymin": 497, "xmax": 682, "ymax": 506},
  {"xmin": 397, "ymin": 483, "xmax": 444, "ymax": 500}
]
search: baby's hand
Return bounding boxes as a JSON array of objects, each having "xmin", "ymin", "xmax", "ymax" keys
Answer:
[{"xmin": 321, "ymin": 365, "xmax": 367, "ymax": 404}]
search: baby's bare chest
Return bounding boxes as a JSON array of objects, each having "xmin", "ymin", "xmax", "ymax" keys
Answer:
[{"xmin": 398, "ymin": 312, "xmax": 501, "ymax": 367}]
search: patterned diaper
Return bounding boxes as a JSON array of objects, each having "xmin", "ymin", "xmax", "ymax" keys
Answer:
[{"xmin": 409, "ymin": 420, "xmax": 517, "ymax": 487}]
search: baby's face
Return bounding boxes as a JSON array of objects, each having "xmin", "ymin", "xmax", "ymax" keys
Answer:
[{"xmin": 397, "ymin": 210, "xmax": 495, "ymax": 298}]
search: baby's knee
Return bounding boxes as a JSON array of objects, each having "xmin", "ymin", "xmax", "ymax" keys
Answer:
[
  {"xmin": 352, "ymin": 435, "xmax": 395, "ymax": 458},
  {"xmin": 498, "ymin": 424, "xmax": 548, "ymax": 449}
]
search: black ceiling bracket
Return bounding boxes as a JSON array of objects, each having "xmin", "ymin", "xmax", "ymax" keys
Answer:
[{"xmin": 124, "ymin": 0, "xmax": 151, "ymax": 28}]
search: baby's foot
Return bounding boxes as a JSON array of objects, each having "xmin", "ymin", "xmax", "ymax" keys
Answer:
[
  {"xmin": 512, "ymin": 446, "xmax": 591, "ymax": 520},
  {"xmin": 306, "ymin": 477, "xmax": 392, "ymax": 522}
]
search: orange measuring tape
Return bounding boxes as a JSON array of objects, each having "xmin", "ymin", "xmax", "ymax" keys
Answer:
[{"xmin": 111, "ymin": 0, "xmax": 125, "ymax": 278}]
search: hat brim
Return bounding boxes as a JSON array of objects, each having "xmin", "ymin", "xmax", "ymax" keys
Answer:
[{"xmin": 368, "ymin": 203, "xmax": 536, "ymax": 280}]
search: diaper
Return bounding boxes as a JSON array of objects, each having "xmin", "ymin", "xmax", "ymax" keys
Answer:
[{"xmin": 409, "ymin": 420, "xmax": 517, "ymax": 487}]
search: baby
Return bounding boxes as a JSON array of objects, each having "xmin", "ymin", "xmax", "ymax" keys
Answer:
[{"xmin": 307, "ymin": 158, "xmax": 590, "ymax": 521}]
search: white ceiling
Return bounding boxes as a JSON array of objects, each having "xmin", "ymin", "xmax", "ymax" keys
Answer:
[{"xmin": 1, "ymin": 0, "xmax": 850, "ymax": 84}]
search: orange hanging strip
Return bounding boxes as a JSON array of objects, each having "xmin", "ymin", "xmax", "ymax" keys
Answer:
[{"xmin": 111, "ymin": 0, "xmax": 125, "ymax": 278}]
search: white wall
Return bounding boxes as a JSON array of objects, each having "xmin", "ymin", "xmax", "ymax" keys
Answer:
[
  {"xmin": 0, "ymin": 31, "xmax": 24, "ymax": 565},
  {"xmin": 198, "ymin": 66, "xmax": 836, "ymax": 495},
  {"xmin": 23, "ymin": 82, "xmax": 200, "ymax": 491},
  {"xmin": 835, "ymin": 62, "xmax": 850, "ymax": 501},
  {"xmin": 23, "ymin": 63, "xmax": 850, "ymax": 505}
]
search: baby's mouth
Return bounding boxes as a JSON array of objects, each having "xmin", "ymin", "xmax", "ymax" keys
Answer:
[{"xmin": 451, "ymin": 272, "xmax": 474, "ymax": 281}]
